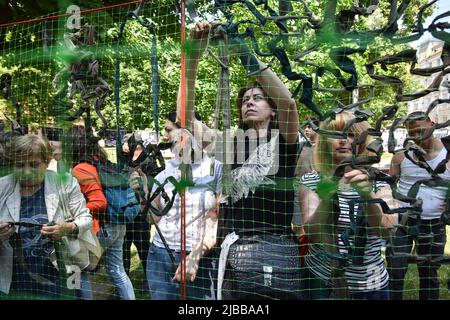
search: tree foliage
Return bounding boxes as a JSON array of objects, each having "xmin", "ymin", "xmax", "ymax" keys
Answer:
[{"xmin": 0, "ymin": 0, "xmax": 438, "ymax": 133}]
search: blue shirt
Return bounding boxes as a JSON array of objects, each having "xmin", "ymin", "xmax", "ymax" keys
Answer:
[{"xmin": 11, "ymin": 186, "xmax": 60, "ymax": 298}]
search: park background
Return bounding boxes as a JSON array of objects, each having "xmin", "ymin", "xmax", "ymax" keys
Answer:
[{"xmin": 1, "ymin": 0, "xmax": 450, "ymax": 299}]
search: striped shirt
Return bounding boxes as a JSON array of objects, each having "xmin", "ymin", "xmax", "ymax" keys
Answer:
[{"xmin": 299, "ymin": 172, "xmax": 389, "ymax": 293}]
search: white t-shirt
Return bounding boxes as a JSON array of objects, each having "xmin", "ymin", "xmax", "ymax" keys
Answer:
[
  {"xmin": 152, "ymin": 155, "xmax": 222, "ymax": 251},
  {"xmin": 398, "ymin": 147, "xmax": 450, "ymax": 220}
]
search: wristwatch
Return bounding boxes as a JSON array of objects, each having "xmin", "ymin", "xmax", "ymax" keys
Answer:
[{"xmin": 70, "ymin": 222, "xmax": 79, "ymax": 238}]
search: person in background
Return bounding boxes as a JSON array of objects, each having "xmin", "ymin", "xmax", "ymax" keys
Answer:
[
  {"xmin": 387, "ymin": 111, "xmax": 449, "ymax": 300},
  {"xmin": 296, "ymin": 117, "xmax": 320, "ymax": 178},
  {"xmin": 120, "ymin": 130, "xmax": 165, "ymax": 282},
  {"xmin": 121, "ymin": 133, "xmax": 132, "ymax": 154},
  {"xmin": 65, "ymin": 125, "xmax": 135, "ymax": 300},
  {"xmin": 292, "ymin": 116, "xmax": 320, "ymax": 238},
  {"xmin": 130, "ymin": 112, "xmax": 222, "ymax": 300},
  {"xmin": 298, "ymin": 111, "xmax": 397, "ymax": 300},
  {"xmin": 0, "ymin": 119, "xmax": 23, "ymax": 177}
]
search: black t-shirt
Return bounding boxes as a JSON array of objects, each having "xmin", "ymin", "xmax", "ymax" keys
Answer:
[{"xmin": 220, "ymin": 133, "xmax": 298, "ymax": 238}]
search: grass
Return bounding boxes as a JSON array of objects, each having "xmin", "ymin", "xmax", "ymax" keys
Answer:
[
  {"xmin": 129, "ymin": 245, "xmax": 151, "ymax": 300},
  {"xmin": 403, "ymin": 264, "xmax": 450, "ymax": 300},
  {"xmin": 402, "ymin": 226, "xmax": 450, "ymax": 300}
]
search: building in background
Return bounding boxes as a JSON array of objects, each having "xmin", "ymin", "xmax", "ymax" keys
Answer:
[{"xmin": 408, "ymin": 40, "xmax": 450, "ymax": 126}]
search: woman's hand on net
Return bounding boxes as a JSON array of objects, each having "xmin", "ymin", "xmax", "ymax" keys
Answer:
[
  {"xmin": 192, "ymin": 21, "xmax": 210, "ymax": 40},
  {"xmin": 343, "ymin": 169, "xmax": 373, "ymax": 197},
  {"xmin": 186, "ymin": 21, "xmax": 211, "ymax": 59}
]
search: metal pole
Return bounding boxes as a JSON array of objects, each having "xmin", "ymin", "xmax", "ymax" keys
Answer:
[{"xmin": 179, "ymin": 0, "xmax": 187, "ymax": 300}]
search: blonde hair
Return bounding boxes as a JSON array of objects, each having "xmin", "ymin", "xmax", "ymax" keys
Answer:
[
  {"xmin": 7, "ymin": 134, "xmax": 53, "ymax": 165},
  {"xmin": 314, "ymin": 111, "xmax": 373, "ymax": 176}
]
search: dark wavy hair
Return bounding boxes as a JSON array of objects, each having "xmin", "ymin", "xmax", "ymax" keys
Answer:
[
  {"xmin": 166, "ymin": 110, "xmax": 202, "ymax": 128},
  {"xmin": 306, "ymin": 116, "xmax": 320, "ymax": 127},
  {"xmin": 63, "ymin": 125, "xmax": 108, "ymax": 166}
]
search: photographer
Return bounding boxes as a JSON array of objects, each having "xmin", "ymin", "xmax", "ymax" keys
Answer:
[{"xmin": 121, "ymin": 131, "xmax": 165, "ymax": 279}]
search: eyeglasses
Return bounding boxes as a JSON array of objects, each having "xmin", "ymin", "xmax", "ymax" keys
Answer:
[{"xmin": 242, "ymin": 94, "xmax": 266, "ymax": 104}]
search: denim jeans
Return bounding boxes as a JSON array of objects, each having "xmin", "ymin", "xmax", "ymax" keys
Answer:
[
  {"xmin": 146, "ymin": 243, "xmax": 216, "ymax": 300},
  {"xmin": 77, "ymin": 271, "xmax": 93, "ymax": 300},
  {"xmin": 387, "ymin": 217, "xmax": 446, "ymax": 300},
  {"xmin": 98, "ymin": 224, "xmax": 136, "ymax": 300}
]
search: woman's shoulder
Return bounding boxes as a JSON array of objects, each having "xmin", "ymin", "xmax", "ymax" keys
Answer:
[
  {"xmin": 73, "ymin": 162, "xmax": 97, "ymax": 172},
  {"xmin": 0, "ymin": 174, "xmax": 16, "ymax": 197},
  {"xmin": 0, "ymin": 173, "xmax": 15, "ymax": 184},
  {"xmin": 296, "ymin": 171, "xmax": 320, "ymax": 191},
  {"xmin": 44, "ymin": 170, "xmax": 82, "ymax": 193},
  {"xmin": 72, "ymin": 162, "xmax": 99, "ymax": 179}
]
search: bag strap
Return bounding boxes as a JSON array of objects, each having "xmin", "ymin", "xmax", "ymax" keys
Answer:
[
  {"xmin": 54, "ymin": 174, "xmax": 73, "ymax": 222},
  {"xmin": 139, "ymin": 175, "xmax": 180, "ymax": 268}
]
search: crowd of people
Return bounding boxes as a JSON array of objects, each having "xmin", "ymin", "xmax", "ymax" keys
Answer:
[{"xmin": 0, "ymin": 21, "xmax": 448, "ymax": 300}]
